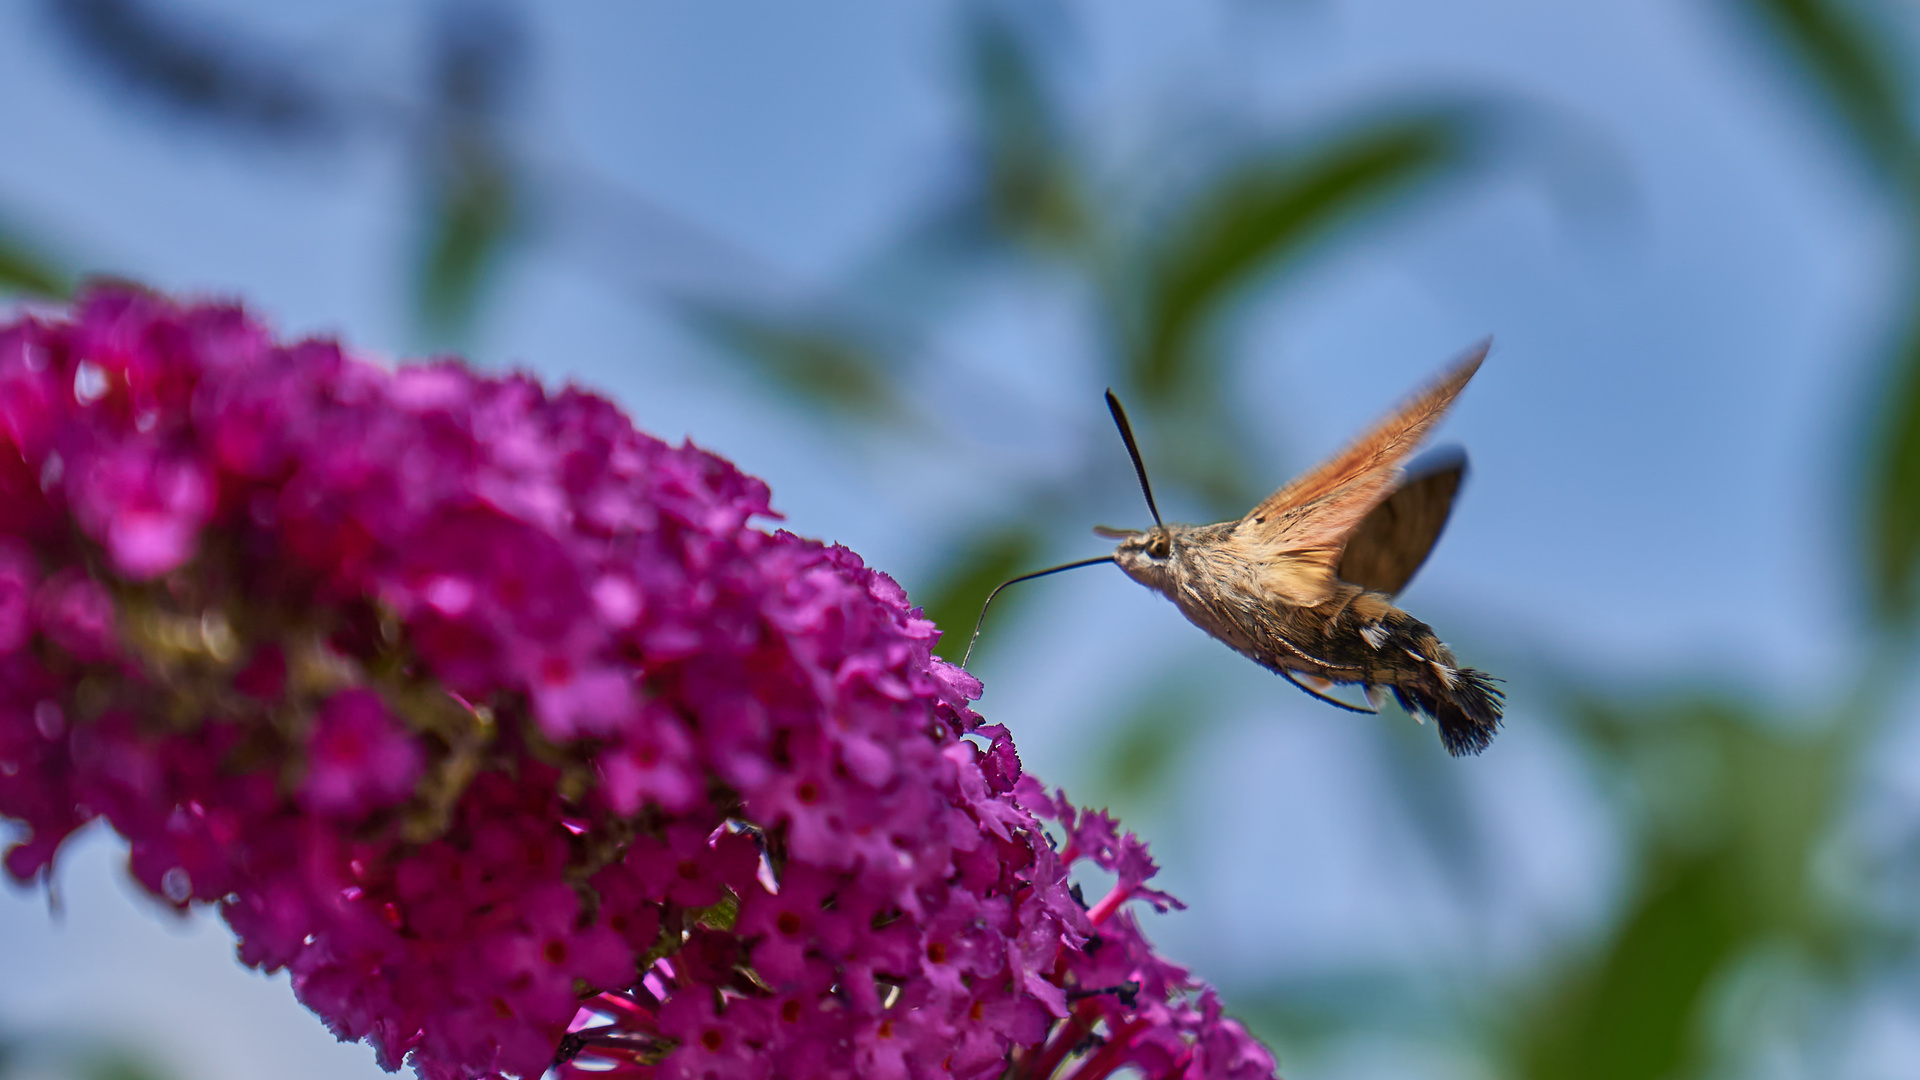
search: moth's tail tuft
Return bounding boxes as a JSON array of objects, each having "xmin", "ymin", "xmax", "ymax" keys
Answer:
[{"xmin": 1393, "ymin": 668, "xmax": 1504, "ymax": 756}]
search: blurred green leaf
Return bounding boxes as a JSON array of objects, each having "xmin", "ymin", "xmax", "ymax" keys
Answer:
[
  {"xmin": 48, "ymin": 0, "xmax": 337, "ymax": 142},
  {"xmin": 1741, "ymin": 1, "xmax": 1920, "ymax": 626},
  {"xmin": 417, "ymin": 149, "xmax": 514, "ymax": 342},
  {"xmin": 1734, "ymin": 0, "xmax": 1913, "ymax": 181},
  {"xmin": 1569, "ymin": 696, "xmax": 1845, "ymax": 936},
  {"xmin": 1129, "ymin": 115, "xmax": 1468, "ymax": 399},
  {"xmin": 1864, "ymin": 316, "xmax": 1920, "ymax": 624},
  {"xmin": 687, "ymin": 305, "xmax": 900, "ymax": 417},
  {"xmin": 0, "ymin": 1037, "xmax": 176, "ymax": 1080},
  {"xmin": 0, "ymin": 235, "xmax": 69, "ymax": 299},
  {"xmin": 81, "ymin": 1052, "xmax": 172, "ymax": 1080},
  {"xmin": 917, "ymin": 526, "xmax": 1043, "ymax": 663},
  {"xmin": 1517, "ymin": 695, "xmax": 1851, "ymax": 1080},
  {"xmin": 1719, "ymin": 718, "xmax": 1846, "ymax": 946},
  {"xmin": 1098, "ymin": 702, "xmax": 1189, "ymax": 802},
  {"xmin": 960, "ymin": 7, "xmax": 1089, "ymax": 254},
  {"xmin": 1520, "ymin": 849, "xmax": 1747, "ymax": 1080},
  {"xmin": 1090, "ymin": 680, "xmax": 1222, "ymax": 810},
  {"xmin": 1231, "ymin": 981, "xmax": 1401, "ymax": 1070}
]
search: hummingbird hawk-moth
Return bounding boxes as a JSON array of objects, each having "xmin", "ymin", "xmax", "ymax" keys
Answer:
[{"xmin": 964, "ymin": 343, "xmax": 1503, "ymax": 756}]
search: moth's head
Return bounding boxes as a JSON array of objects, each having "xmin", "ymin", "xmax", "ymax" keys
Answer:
[{"xmin": 1097, "ymin": 524, "xmax": 1175, "ymax": 587}]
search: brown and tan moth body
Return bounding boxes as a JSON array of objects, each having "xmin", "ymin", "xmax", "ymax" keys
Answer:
[{"xmin": 1097, "ymin": 343, "xmax": 1503, "ymax": 755}]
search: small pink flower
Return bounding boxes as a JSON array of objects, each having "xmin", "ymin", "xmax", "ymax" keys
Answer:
[
  {"xmin": 300, "ymin": 690, "xmax": 423, "ymax": 817},
  {"xmin": 68, "ymin": 445, "xmax": 215, "ymax": 579},
  {"xmin": 624, "ymin": 822, "xmax": 758, "ymax": 909},
  {"xmin": 34, "ymin": 569, "xmax": 117, "ymax": 661},
  {"xmin": 0, "ymin": 540, "xmax": 39, "ymax": 654}
]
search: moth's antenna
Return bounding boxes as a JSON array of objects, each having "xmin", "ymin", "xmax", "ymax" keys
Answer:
[
  {"xmin": 1104, "ymin": 390, "xmax": 1163, "ymax": 528},
  {"xmin": 960, "ymin": 555, "xmax": 1116, "ymax": 668}
]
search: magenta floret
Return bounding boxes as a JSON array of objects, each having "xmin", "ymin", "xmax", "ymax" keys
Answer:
[{"xmin": 0, "ymin": 285, "xmax": 1276, "ymax": 1080}]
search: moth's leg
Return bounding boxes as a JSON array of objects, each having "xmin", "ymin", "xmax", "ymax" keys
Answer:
[{"xmin": 1278, "ymin": 668, "xmax": 1379, "ymax": 714}]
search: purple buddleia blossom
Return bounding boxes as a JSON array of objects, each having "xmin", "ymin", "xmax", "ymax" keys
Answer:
[
  {"xmin": 0, "ymin": 285, "xmax": 1277, "ymax": 1080},
  {"xmin": 299, "ymin": 689, "xmax": 425, "ymax": 817}
]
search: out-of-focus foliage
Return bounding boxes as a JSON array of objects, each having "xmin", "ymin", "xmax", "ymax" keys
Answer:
[
  {"xmin": 1873, "ymin": 329, "xmax": 1920, "ymax": 624},
  {"xmin": 1735, "ymin": 0, "xmax": 1920, "ymax": 624},
  {"xmin": 82, "ymin": 1059, "xmax": 170, "ymax": 1080},
  {"xmin": 919, "ymin": 524, "xmax": 1044, "ymax": 655},
  {"xmin": 687, "ymin": 304, "xmax": 904, "ymax": 418},
  {"xmin": 1089, "ymin": 678, "xmax": 1226, "ymax": 811},
  {"xmin": 415, "ymin": 152, "xmax": 513, "ymax": 340},
  {"xmin": 0, "ymin": 1033, "xmax": 176, "ymax": 1080},
  {"xmin": 45, "ymin": 0, "xmax": 337, "ymax": 140},
  {"xmin": 41, "ymin": 0, "xmax": 518, "ymax": 345},
  {"xmin": 1737, "ymin": 0, "xmax": 1910, "ymax": 179},
  {"xmin": 960, "ymin": 7, "xmax": 1090, "ymax": 255},
  {"xmin": 1515, "ymin": 698, "xmax": 1850, "ymax": 1080},
  {"xmin": 0, "ymin": 233, "xmax": 69, "ymax": 299},
  {"xmin": 413, "ymin": 2, "xmax": 523, "ymax": 342},
  {"xmin": 1125, "ymin": 115, "xmax": 1468, "ymax": 403}
]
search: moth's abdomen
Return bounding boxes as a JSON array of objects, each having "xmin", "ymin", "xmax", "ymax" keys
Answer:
[
  {"xmin": 1157, "ymin": 565, "xmax": 1506, "ymax": 755},
  {"xmin": 1391, "ymin": 668, "xmax": 1503, "ymax": 755},
  {"xmin": 1366, "ymin": 611, "xmax": 1503, "ymax": 756}
]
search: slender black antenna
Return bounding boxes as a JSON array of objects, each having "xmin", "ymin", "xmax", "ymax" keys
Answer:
[
  {"xmin": 1104, "ymin": 390, "xmax": 1163, "ymax": 527},
  {"xmin": 960, "ymin": 555, "xmax": 1116, "ymax": 668}
]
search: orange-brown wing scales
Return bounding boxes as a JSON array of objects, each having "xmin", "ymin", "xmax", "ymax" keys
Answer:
[
  {"xmin": 1241, "ymin": 342, "xmax": 1486, "ymax": 562},
  {"xmin": 1336, "ymin": 450, "xmax": 1465, "ymax": 596}
]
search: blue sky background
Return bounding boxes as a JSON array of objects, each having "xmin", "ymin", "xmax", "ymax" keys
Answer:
[{"xmin": 0, "ymin": 2, "xmax": 1913, "ymax": 1078}]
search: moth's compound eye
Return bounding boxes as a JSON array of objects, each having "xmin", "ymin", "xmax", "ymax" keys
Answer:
[{"xmin": 1147, "ymin": 536, "xmax": 1170, "ymax": 559}]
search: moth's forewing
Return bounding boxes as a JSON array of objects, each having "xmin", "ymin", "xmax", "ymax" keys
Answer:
[
  {"xmin": 1336, "ymin": 447, "xmax": 1466, "ymax": 597},
  {"xmin": 1234, "ymin": 342, "xmax": 1486, "ymax": 596}
]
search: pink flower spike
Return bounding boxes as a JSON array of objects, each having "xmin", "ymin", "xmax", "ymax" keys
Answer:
[{"xmin": 0, "ymin": 284, "xmax": 1273, "ymax": 1080}]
